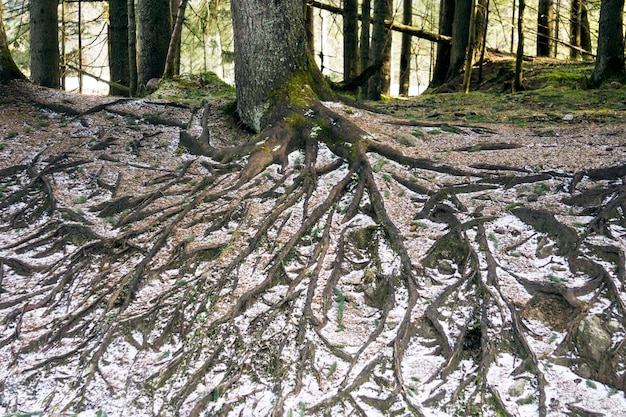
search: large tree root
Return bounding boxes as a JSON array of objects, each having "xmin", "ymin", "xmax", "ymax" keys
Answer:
[{"xmin": 1, "ymin": 91, "xmax": 625, "ymax": 417}]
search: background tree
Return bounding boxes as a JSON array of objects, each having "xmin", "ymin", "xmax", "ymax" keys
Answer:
[
  {"xmin": 398, "ymin": 0, "xmax": 412, "ymax": 96},
  {"xmin": 367, "ymin": 0, "xmax": 388, "ymax": 99},
  {"xmin": 431, "ymin": 0, "xmax": 454, "ymax": 86},
  {"xmin": 343, "ymin": 0, "xmax": 358, "ymax": 81},
  {"xmin": 108, "ymin": 0, "xmax": 130, "ymax": 95},
  {"xmin": 446, "ymin": 0, "xmax": 472, "ymax": 80},
  {"xmin": 29, "ymin": 0, "xmax": 59, "ymax": 87},
  {"xmin": 537, "ymin": 0, "xmax": 554, "ymax": 57},
  {"xmin": 0, "ymin": 1, "xmax": 25, "ymax": 82},
  {"xmin": 590, "ymin": 0, "xmax": 625, "ymax": 84},
  {"xmin": 136, "ymin": 0, "xmax": 172, "ymax": 87},
  {"xmin": 359, "ymin": 0, "xmax": 371, "ymax": 97}
]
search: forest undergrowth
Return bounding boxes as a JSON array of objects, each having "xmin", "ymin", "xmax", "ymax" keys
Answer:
[{"xmin": 1, "ymin": 69, "xmax": 626, "ymax": 417}]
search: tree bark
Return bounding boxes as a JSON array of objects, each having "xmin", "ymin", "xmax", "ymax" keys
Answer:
[
  {"xmin": 367, "ymin": 0, "xmax": 387, "ymax": 100},
  {"xmin": 108, "ymin": 0, "xmax": 130, "ymax": 95},
  {"xmin": 136, "ymin": 0, "xmax": 172, "ymax": 87},
  {"xmin": 359, "ymin": 0, "xmax": 371, "ymax": 98},
  {"xmin": 591, "ymin": 0, "xmax": 625, "ymax": 85},
  {"xmin": 380, "ymin": 0, "xmax": 393, "ymax": 95},
  {"xmin": 513, "ymin": 0, "xmax": 525, "ymax": 92},
  {"xmin": 537, "ymin": 0, "xmax": 554, "ymax": 57},
  {"xmin": 431, "ymin": 0, "xmax": 455, "ymax": 86},
  {"xmin": 446, "ymin": 0, "xmax": 472, "ymax": 80},
  {"xmin": 128, "ymin": 0, "xmax": 137, "ymax": 95},
  {"xmin": 343, "ymin": 0, "xmax": 359, "ymax": 81},
  {"xmin": 231, "ymin": 0, "xmax": 321, "ymax": 132},
  {"xmin": 0, "ymin": 1, "xmax": 25, "ymax": 82},
  {"xmin": 570, "ymin": 0, "xmax": 582, "ymax": 59},
  {"xmin": 398, "ymin": 0, "xmax": 412, "ymax": 96},
  {"xmin": 163, "ymin": 0, "xmax": 188, "ymax": 79},
  {"xmin": 29, "ymin": 0, "xmax": 60, "ymax": 88}
]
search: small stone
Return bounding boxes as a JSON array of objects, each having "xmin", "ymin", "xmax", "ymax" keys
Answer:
[
  {"xmin": 508, "ymin": 379, "xmax": 526, "ymax": 397},
  {"xmin": 607, "ymin": 319, "xmax": 620, "ymax": 333},
  {"xmin": 575, "ymin": 315, "xmax": 612, "ymax": 363},
  {"xmin": 437, "ymin": 260, "xmax": 456, "ymax": 275},
  {"xmin": 394, "ymin": 132, "xmax": 422, "ymax": 148},
  {"xmin": 562, "ymin": 114, "xmax": 574, "ymax": 121}
]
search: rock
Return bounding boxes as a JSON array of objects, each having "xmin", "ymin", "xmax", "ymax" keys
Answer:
[
  {"xmin": 146, "ymin": 78, "xmax": 161, "ymax": 93},
  {"xmin": 437, "ymin": 260, "xmax": 456, "ymax": 275},
  {"xmin": 575, "ymin": 315, "xmax": 612, "ymax": 363},
  {"xmin": 562, "ymin": 114, "xmax": 574, "ymax": 121},
  {"xmin": 536, "ymin": 236, "xmax": 555, "ymax": 259},
  {"xmin": 508, "ymin": 379, "xmax": 526, "ymax": 397},
  {"xmin": 394, "ymin": 132, "xmax": 422, "ymax": 148}
]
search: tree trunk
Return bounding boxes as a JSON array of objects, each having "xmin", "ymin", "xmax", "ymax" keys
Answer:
[
  {"xmin": 431, "ymin": 0, "xmax": 455, "ymax": 86},
  {"xmin": 446, "ymin": 0, "xmax": 472, "ymax": 80},
  {"xmin": 591, "ymin": 0, "xmax": 625, "ymax": 85},
  {"xmin": 380, "ymin": 0, "xmax": 393, "ymax": 95},
  {"xmin": 580, "ymin": 2, "xmax": 593, "ymax": 59},
  {"xmin": 359, "ymin": 0, "xmax": 372, "ymax": 99},
  {"xmin": 163, "ymin": 0, "xmax": 188, "ymax": 79},
  {"xmin": 231, "ymin": 0, "xmax": 322, "ymax": 132},
  {"xmin": 108, "ymin": 0, "xmax": 130, "ymax": 95},
  {"xmin": 304, "ymin": 0, "xmax": 314, "ymax": 55},
  {"xmin": 537, "ymin": 0, "xmax": 553, "ymax": 57},
  {"xmin": 398, "ymin": 0, "xmax": 412, "ymax": 96},
  {"xmin": 513, "ymin": 0, "xmax": 525, "ymax": 92},
  {"xmin": 136, "ymin": 0, "xmax": 172, "ymax": 87},
  {"xmin": 570, "ymin": 0, "xmax": 582, "ymax": 60},
  {"xmin": 29, "ymin": 0, "xmax": 59, "ymax": 88},
  {"xmin": 0, "ymin": 1, "xmax": 25, "ymax": 82},
  {"xmin": 128, "ymin": 0, "xmax": 138, "ymax": 96},
  {"xmin": 367, "ymin": 0, "xmax": 387, "ymax": 100},
  {"xmin": 343, "ymin": 0, "xmax": 359, "ymax": 81}
]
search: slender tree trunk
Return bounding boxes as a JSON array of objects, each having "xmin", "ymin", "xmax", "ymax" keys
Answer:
[
  {"xmin": 591, "ymin": 0, "xmax": 625, "ymax": 85},
  {"xmin": 127, "ymin": 0, "xmax": 138, "ymax": 96},
  {"xmin": 169, "ymin": 0, "xmax": 181, "ymax": 75},
  {"xmin": 109, "ymin": 0, "xmax": 130, "ymax": 95},
  {"xmin": 462, "ymin": 0, "xmax": 476, "ymax": 93},
  {"xmin": 304, "ymin": 0, "xmax": 314, "ymax": 55},
  {"xmin": 0, "ymin": 1, "xmax": 25, "ymax": 82},
  {"xmin": 537, "ymin": 0, "xmax": 553, "ymax": 57},
  {"xmin": 570, "ymin": 0, "xmax": 582, "ymax": 59},
  {"xmin": 368, "ymin": 0, "xmax": 387, "ymax": 99},
  {"xmin": 163, "ymin": 0, "xmax": 188, "ymax": 79},
  {"xmin": 360, "ymin": 0, "xmax": 371, "ymax": 98},
  {"xmin": 431, "ymin": 0, "xmax": 454, "ymax": 86},
  {"xmin": 343, "ymin": 0, "xmax": 359, "ymax": 81},
  {"xmin": 446, "ymin": 0, "xmax": 472, "ymax": 80},
  {"xmin": 513, "ymin": 0, "xmax": 525, "ymax": 92},
  {"xmin": 136, "ymin": 0, "xmax": 172, "ymax": 87},
  {"xmin": 29, "ymin": 0, "xmax": 60, "ymax": 88},
  {"xmin": 380, "ymin": 0, "xmax": 393, "ymax": 95},
  {"xmin": 399, "ymin": 0, "xmax": 412, "ymax": 96},
  {"xmin": 580, "ymin": 3, "xmax": 592, "ymax": 59}
]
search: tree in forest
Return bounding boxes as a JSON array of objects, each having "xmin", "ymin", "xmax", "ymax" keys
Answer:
[
  {"xmin": 367, "ymin": 0, "xmax": 389, "ymax": 99},
  {"xmin": 537, "ymin": 0, "xmax": 554, "ymax": 57},
  {"xmin": 431, "ymin": 0, "xmax": 454, "ymax": 86},
  {"xmin": 590, "ymin": 0, "xmax": 625, "ymax": 84},
  {"xmin": 108, "ymin": 0, "xmax": 130, "ymax": 95},
  {"xmin": 570, "ymin": 0, "xmax": 593, "ymax": 59},
  {"xmin": 446, "ymin": 0, "xmax": 472, "ymax": 80},
  {"xmin": 398, "ymin": 0, "xmax": 412, "ymax": 96},
  {"xmin": 136, "ymin": 0, "xmax": 172, "ymax": 87},
  {"xmin": 343, "ymin": 0, "xmax": 359, "ymax": 82},
  {"xmin": 29, "ymin": 0, "xmax": 59, "ymax": 87},
  {"xmin": 0, "ymin": 1, "xmax": 25, "ymax": 82}
]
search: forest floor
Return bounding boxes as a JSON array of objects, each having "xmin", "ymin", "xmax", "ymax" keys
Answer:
[{"xmin": 1, "ymin": 59, "xmax": 626, "ymax": 417}]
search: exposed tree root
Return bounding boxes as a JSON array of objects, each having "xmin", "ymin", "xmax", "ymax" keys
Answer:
[{"xmin": 1, "ymin": 89, "xmax": 625, "ymax": 417}]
